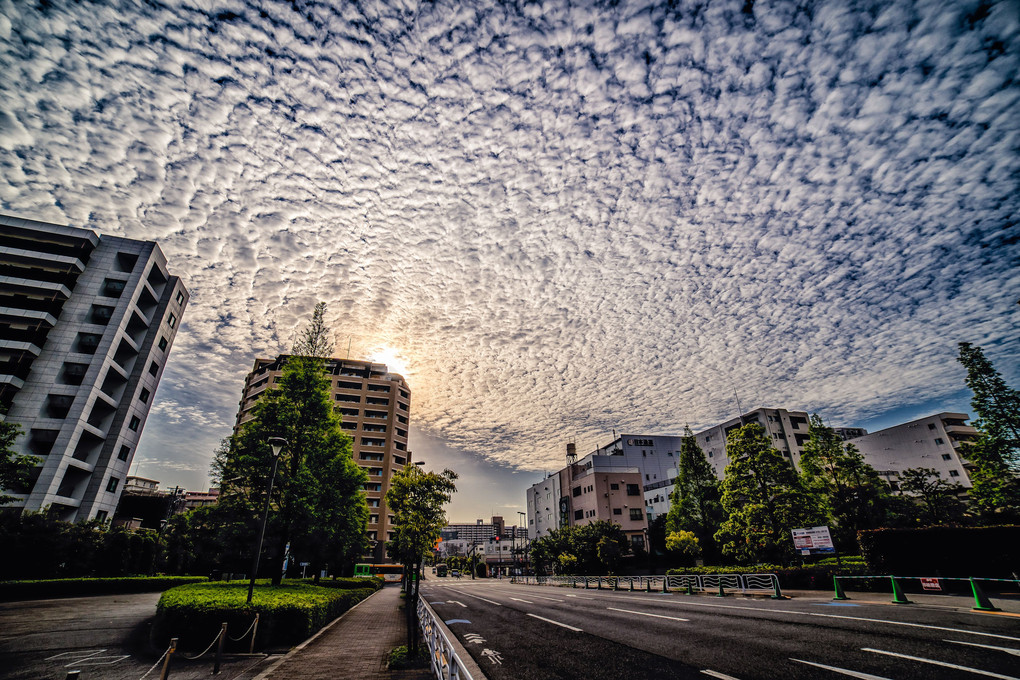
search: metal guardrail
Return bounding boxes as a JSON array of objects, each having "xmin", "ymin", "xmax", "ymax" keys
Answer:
[
  {"xmin": 832, "ymin": 574, "xmax": 1020, "ymax": 611},
  {"xmin": 418, "ymin": 596, "xmax": 475, "ymax": 680},
  {"xmin": 514, "ymin": 573, "xmax": 782, "ymax": 597}
]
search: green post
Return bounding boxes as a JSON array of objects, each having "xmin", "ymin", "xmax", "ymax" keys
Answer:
[
  {"xmin": 629, "ymin": 578, "xmax": 634, "ymax": 591},
  {"xmin": 890, "ymin": 576, "xmax": 912, "ymax": 604},
  {"xmin": 662, "ymin": 577, "xmax": 668, "ymax": 593},
  {"xmin": 686, "ymin": 582, "xmax": 695, "ymax": 596},
  {"xmin": 771, "ymin": 577, "xmax": 785, "ymax": 600},
  {"xmin": 597, "ymin": 577, "xmax": 602, "ymax": 590},
  {"xmin": 970, "ymin": 578, "xmax": 1001, "ymax": 612},
  {"xmin": 716, "ymin": 582, "xmax": 727, "ymax": 598},
  {"xmin": 832, "ymin": 576, "xmax": 849, "ymax": 601},
  {"xmin": 646, "ymin": 578, "xmax": 652, "ymax": 592}
]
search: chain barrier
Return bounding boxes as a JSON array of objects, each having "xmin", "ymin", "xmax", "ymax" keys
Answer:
[
  {"xmin": 229, "ymin": 616, "xmax": 259, "ymax": 642},
  {"xmin": 180, "ymin": 628, "xmax": 224, "ymax": 660},
  {"xmin": 138, "ymin": 644, "xmax": 171, "ymax": 680}
]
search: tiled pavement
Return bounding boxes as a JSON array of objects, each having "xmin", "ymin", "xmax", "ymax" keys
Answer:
[{"xmin": 253, "ymin": 585, "xmax": 432, "ymax": 680}]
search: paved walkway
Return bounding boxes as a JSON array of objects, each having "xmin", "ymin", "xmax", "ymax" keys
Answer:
[{"xmin": 253, "ymin": 585, "xmax": 432, "ymax": 680}]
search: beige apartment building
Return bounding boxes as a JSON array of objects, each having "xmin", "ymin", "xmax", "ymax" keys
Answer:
[{"xmin": 234, "ymin": 355, "xmax": 411, "ymax": 562}]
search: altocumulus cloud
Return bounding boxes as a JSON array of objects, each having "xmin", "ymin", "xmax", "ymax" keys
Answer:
[{"xmin": 1, "ymin": 0, "xmax": 1018, "ymax": 477}]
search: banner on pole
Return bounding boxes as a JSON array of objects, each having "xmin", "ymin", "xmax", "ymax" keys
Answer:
[{"xmin": 791, "ymin": 526, "xmax": 836, "ymax": 555}]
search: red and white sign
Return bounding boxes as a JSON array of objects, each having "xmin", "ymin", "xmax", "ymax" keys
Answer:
[{"xmin": 920, "ymin": 577, "xmax": 942, "ymax": 592}]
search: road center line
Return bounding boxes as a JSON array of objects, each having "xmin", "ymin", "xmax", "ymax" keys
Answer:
[
  {"xmin": 526, "ymin": 613, "xmax": 582, "ymax": 632},
  {"xmin": 597, "ymin": 594, "xmax": 1020, "ymax": 643},
  {"xmin": 607, "ymin": 607, "xmax": 689, "ymax": 622},
  {"xmin": 862, "ymin": 648, "xmax": 1020, "ymax": 680},
  {"xmin": 791, "ymin": 658, "xmax": 892, "ymax": 679},
  {"xmin": 447, "ymin": 589, "xmax": 502, "ymax": 607},
  {"xmin": 944, "ymin": 639, "xmax": 1020, "ymax": 657}
]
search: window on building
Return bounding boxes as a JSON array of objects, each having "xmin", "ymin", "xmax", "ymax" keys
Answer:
[
  {"xmin": 935, "ymin": 438, "xmax": 944, "ymax": 445},
  {"xmin": 574, "ymin": 510, "xmax": 583, "ymax": 520},
  {"xmin": 949, "ymin": 470, "xmax": 960, "ymax": 477},
  {"xmin": 148, "ymin": 361, "xmax": 159, "ymax": 376},
  {"xmin": 629, "ymin": 508, "xmax": 643, "ymax": 520},
  {"xmin": 106, "ymin": 477, "xmax": 119, "ymax": 493},
  {"xmin": 96, "ymin": 510, "xmax": 108, "ymax": 522},
  {"xmin": 369, "ymin": 515, "xmax": 379, "ymax": 524},
  {"xmin": 572, "ymin": 486, "xmax": 581, "ymax": 497},
  {"xmin": 176, "ymin": 290, "xmax": 185, "ymax": 305},
  {"xmin": 626, "ymin": 484, "xmax": 640, "ymax": 496},
  {"xmin": 167, "ymin": 312, "xmax": 177, "ymax": 328},
  {"xmin": 613, "ymin": 508, "xmax": 622, "ymax": 515},
  {"xmin": 942, "ymin": 454, "xmax": 952, "ymax": 461},
  {"xmin": 118, "ymin": 445, "xmax": 131, "ymax": 461},
  {"xmin": 128, "ymin": 416, "xmax": 141, "ymax": 431},
  {"xmin": 928, "ymin": 423, "xmax": 936, "ymax": 430},
  {"xmin": 610, "ymin": 483, "xmax": 619, "ymax": 490},
  {"xmin": 138, "ymin": 388, "xmax": 150, "ymax": 403},
  {"xmin": 158, "ymin": 336, "xmax": 168, "ymax": 351}
]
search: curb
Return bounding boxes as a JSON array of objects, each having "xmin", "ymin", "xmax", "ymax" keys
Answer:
[{"xmin": 251, "ymin": 586, "xmax": 384, "ymax": 680}]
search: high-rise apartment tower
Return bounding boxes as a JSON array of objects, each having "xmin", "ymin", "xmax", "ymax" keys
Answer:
[
  {"xmin": 0, "ymin": 214, "xmax": 188, "ymax": 522},
  {"xmin": 234, "ymin": 356, "xmax": 411, "ymax": 562}
]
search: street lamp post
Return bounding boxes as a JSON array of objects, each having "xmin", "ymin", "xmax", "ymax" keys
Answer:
[
  {"xmin": 247, "ymin": 437, "xmax": 287, "ymax": 604},
  {"xmin": 517, "ymin": 511, "xmax": 527, "ymax": 575}
]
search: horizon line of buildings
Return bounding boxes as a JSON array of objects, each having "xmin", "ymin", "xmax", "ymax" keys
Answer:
[{"xmin": 526, "ymin": 407, "xmax": 980, "ymax": 547}]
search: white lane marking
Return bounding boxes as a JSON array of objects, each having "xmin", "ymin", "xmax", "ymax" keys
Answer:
[
  {"xmin": 67, "ymin": 655, "xmax": 130, "ymax": 667},
  {"xmin": 509, "ymin": 592, "xmax": 563, "ymax": 602},
  {"xmin": 509, "ymin": 597, "xmax": 533, "ymax": 604},
  {"xmin": 599, "ymin": 595, "xmax": 1020, "ymax": 643},
  {"xmin": 791, "ymin": 658, "xmax": 893, "ymax": 679},
  {"xmin": 862, "ymin": 648, "xmax": 1020, "ymax": 680},
  {"xmin": 46, "ymin": 650, "xmax": 106, "ymax": 661},
  {"xmin": 448, "ymin": 589, "xmax": 502, "ymax": 606},
  {"xmin": 607, "ymin": 607, "xmax": 689, "ymax": 622},
  {"xmin": 564, "ymin": 594, "xmax": 595, "ymax": 600},
  {"xmin": 446, "ymin": 600, "xmax": 466, "ymax": 608},
  {"xmin": 701, "ymin": 670, "xmax": 741, "ymax": 679},
  {"xmin": 945, "ymin": 639, "xmax": 1020, "ymax": 657},
  {"xmin": 526, "ymin": 613, "xmax": 583, "ymax": 632}
]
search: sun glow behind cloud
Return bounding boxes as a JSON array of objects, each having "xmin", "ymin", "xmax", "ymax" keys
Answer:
[{"xmin": 0, "ymin": 0, "xmax": 1017, "ymax": 488}]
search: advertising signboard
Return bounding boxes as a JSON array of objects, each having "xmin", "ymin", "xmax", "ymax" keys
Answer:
[
  {"xmin": 791, "ymin": 526, "xmax": 836, "ymax": 555},
  {"xmin": 920, "ymin": 577, "xmax": 942, "ymax": 591}
]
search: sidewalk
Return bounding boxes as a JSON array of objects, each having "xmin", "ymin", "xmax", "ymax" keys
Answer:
[
  {"xmin": 781, "ymin": 587, "xmax": 1020, "ymax": 614},
  {"xmin": 253, "ymin": 585, "xmax": 432, "ymax": 680}
]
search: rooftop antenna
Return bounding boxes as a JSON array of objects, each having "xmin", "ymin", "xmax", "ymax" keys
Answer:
[
  {"xmin": 346, "ymin": 336, "xmax": 352, "ymax": 359},
  {"xmin": 733, "ymin": 388, "xmax": 744, "ymax": 422}
]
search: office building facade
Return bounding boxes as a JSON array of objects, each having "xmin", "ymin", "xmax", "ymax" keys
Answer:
[
  {"xmin": 234, "ymin": 355, "xmax": 411, "ymax": 562},
  {"xmin": 0, "ymin": 214, "xmax": 188, "ymax": 522}
]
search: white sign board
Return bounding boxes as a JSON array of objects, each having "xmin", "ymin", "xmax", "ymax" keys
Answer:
[{"xmin": 791, "ymin": 526, "xmax": 836, "ymax": 555}]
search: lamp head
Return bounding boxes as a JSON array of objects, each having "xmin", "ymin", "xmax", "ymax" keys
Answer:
[{"xmin": 268, "ymin": 437, "xmax": 288, "ymax": 458}]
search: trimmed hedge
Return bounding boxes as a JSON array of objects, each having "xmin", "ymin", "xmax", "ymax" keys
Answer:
[
  {"xmin": 0, "ymin": 576, "xmax": 208, "ymax": 602},
  {"xmin": 859, "ymin": 525, "xmax": 1020, "ymax": 578},
  {"xmin": 152, "ymin": 581, "xmax": 380, "ymax": 651},
  {"xmin": 297, "ymin": 576, "xmax": 385, "ymax": 590}
]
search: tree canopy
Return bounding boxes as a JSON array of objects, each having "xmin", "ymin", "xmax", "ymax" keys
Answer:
[
  {"xmin": 529, "ymin": 520, "xmax": 630, "ymax": 575},
  {"xmin": 799, "ymin": 414, "xmax": 892, "ymax": 549},
  {"xmin": 715, "ymin": 424, "xmax": 820, "ymax": 564},
  {"xmin": 0, "ymin": 420, "xmax": 38, "ymax": 506},
  {"xmin": 665, "ymin": 425, "xmax": 723, "ymax": 562}
]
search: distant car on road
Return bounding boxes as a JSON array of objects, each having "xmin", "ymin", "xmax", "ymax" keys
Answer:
[{"xmin": 450, "ymin": 569, "xmax": 461, "ymax": 578}]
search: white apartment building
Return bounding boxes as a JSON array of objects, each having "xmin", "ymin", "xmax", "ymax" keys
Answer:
[
  {"xmin": 847, "ymin": 412, "xmax": 977, "ymax": 490},
  {"xmin": 1, "ymin": 214, "xmax": 188, "ymax": 522}
]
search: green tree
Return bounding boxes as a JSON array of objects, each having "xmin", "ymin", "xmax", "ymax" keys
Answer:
[
  {"xmin": 665, "ymin": 529, "xmax": 701, "ymax": 566},
  {"xmin": 527, "ymin": 521, "xmax": 629, "ymax": 575},
  {"xmin": 799, "ymin": 414, "xmax": 892, "ymax": 549},
  {"xmin": 214, "ymin": 303, "xmax": 368, "ymax": 584},
  {"xmin": 898, "ymin": 467, "xmax": 966, "ymax": 526},
  {"xmin": 0, "ymin": 420, "xmax": 38, "ymax": 505},
  {"xmin": 386, "ymin": 464, "xmax": 457, "ymax": 651},
  {"xmin": 956, "ymin": 343, "xmax": 1020, "ymax": 521},
  {"xmin": 665, "ymin": 426, "xmax": 723, "ymax": 562},
  {"xmin": 715, "ymin": 424, "xmax": 819, "ymax": 564}
]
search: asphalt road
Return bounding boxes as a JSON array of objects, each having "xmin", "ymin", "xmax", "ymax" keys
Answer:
[
  {"xmin": 420, "ymin": 579, "xmax": 1020, "ymax": 680},
  {"xmin": 0, "ymin": 593, "xmax": 275, "ymax": 680}
]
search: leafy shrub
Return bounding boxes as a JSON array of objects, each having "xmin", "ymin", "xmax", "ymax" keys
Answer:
[
  {"xmin": 387, "ymin": 644, "xmax": 429, "ymax": 669},
  {"xmin": 858, "ymin": 525, "xmax": 1020, "ymax": 578},
  {"xmin": 0, "ymin": 576, "xmax": 208, "ymax": 602},
  {"xmin": 152, "ymin": 581, "xmax": 377, "ymax": 650},
  {"xmin": 297, "ymin": 576, "xmax": 384, "ymax": 590}
]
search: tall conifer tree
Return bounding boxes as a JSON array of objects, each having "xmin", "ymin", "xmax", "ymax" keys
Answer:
[{"xmin": 665, "ymin": 426, "xmax": 723, "ymax": 562}]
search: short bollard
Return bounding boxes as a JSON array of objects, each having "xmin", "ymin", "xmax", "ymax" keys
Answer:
[
  {"xmin": 716, "ymin": 583, "xmax": 727, "ymax": 598},
  {"xmin": 629, "ymin": 578, "xmax": 634, "ymax": 591},
  {"xmin": 662, "ymin": 578, "xmax": 668, "ymax": 593},
  {"xmin": 970, "ymin": 578, "xmax": 1001, "ymax": 612},
  {"xmin": 249, "ymin": 613, "xmax": 260, "ymax": 654},
  {"xmin": 832, "ymin": 577, "xmax": 849, "ymax": 601},
  {"xmin": 213, "ymin": 622, "xmax": 227, "ymax": 674},
  {"xmin": 160, "ymin": 637, "xmax": 177, "ymax": 680},
  {"xmin": 597, "ymin": 577, "xmax": 603, "ymax": 590},
  {"xmin": 646, "ymin": 578, "xmax": 652, "ymax": 592},
  {"xmin": 686, "ymin": 583, "xmax": 695, "ymax": 596},
  {"xmin": 890, "ymin": 577, "xmax": 912, "ymax": 604}
]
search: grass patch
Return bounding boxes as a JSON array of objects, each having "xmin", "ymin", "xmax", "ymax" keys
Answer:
[
  {"xmin": 153, "ymin": 581, "xmax": 378, "ymax": 651},
  {"xmin": 0, "ymin": 576, "xmax": 208, "ymax": 602}
]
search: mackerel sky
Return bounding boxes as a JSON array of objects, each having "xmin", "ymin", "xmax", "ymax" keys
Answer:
[{"xmin": 2, "ymin": 0, "xmax": 1018, "ymax": 521}]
